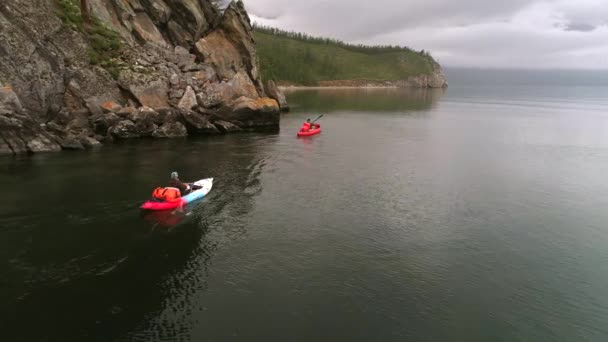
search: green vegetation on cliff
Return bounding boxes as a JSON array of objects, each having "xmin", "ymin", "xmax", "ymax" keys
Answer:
[
  {"xmin": 56, "ymin": 0, "xmax": 122, "ymax": 77},
  {"xmin": 254, "ymin": 25, "xmax": 438, "ymax": 86}
]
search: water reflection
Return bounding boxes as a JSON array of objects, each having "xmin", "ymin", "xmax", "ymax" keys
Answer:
[
  {"xmin": 141, "ymin": 209, "xmax": 186, "ymax": 229},
  {"xmin": 0, "ymin": 134, "xmax": 271, "ymax": 341},
  {"xmin": 283, "ymin": 87, "xmax": 444, "ymax": 112}
]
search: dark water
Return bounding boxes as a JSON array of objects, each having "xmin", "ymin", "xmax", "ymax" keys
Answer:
[{"xmin": 3, "ymin": 70, "xmax": 608, "ymax": 341}]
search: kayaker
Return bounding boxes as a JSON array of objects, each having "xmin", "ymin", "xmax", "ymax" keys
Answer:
[
  {"xmin": 305, "ymin": 118, "xmax": 315, "ymax": 131},
  {"xmin": 169, "ymin": 171, "xmax": 200, "ymax": 195}
]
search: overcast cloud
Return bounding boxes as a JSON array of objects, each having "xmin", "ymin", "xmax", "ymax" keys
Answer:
[{"xmin": 244, "ymin": 0, "xmax": 608, "ymax": 69}]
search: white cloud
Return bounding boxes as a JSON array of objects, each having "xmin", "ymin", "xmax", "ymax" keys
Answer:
[{"xmin": 245, "ymin": 0, "xmax": 608, "ymax": 68}]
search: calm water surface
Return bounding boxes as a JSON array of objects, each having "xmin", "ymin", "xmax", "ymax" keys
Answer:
[{"xmin": 2, "ymin": 70, "xmax": 608, "ymax": 341}]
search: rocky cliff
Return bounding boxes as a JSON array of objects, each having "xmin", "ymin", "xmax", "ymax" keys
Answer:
[{"xmin": 0, "ymin": 0, "xmax": 286, "ymax": 154}]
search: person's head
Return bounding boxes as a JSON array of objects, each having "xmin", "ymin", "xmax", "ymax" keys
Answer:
[
  {"xmin": 306, "ymin": 118, "xmax": 311, "ymax": 123},
  {"xmin": 171, "ymin": 171, "xmax": 179, "ymax": 179}
]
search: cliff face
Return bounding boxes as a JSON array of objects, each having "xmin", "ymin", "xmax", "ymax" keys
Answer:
[{"xmin": 0, "ymin": 0, "xmax": 285, "ymax": 154}]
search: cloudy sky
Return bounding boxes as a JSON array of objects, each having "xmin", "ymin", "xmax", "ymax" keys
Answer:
[{"xmin": 243, "ymin": 0, "xmax": 608, "ymax": 69}]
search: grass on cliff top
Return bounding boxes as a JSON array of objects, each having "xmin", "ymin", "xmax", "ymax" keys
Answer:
[
  {"xmin": 254, "ymin": 26, "xmax": 438, "ymax": 86},
  {"xmin": 56, "ymin": 0, "xmax": 122, "ymax": 78}
]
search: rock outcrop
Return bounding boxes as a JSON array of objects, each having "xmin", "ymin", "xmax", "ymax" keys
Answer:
[
  {"xmin": 267, "ymin": 80, "xmax": 289, "ymax": 111},
  {"xmin": 0, "ymin": 0, "xmax": 285, "ymax": 155}
]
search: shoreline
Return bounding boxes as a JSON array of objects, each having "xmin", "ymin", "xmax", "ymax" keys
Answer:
[{"xmin": 279, "ymin": 85, "xmax": 400, "ymax": 90}]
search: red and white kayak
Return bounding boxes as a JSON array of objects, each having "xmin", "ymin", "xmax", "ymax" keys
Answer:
[
  {"xmin": 297, "ymin": 123, "xmax": 321, "ymax": 137},
  {"xmin": 140, "ymin": 178, "xmax": 213, "ymax": 211}
]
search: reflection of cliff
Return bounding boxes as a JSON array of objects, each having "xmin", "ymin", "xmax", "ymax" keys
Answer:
[
  {"xmin": 283, "ymin": 88, "xmax": 445, "ymax": 113},
  {"xmin": 0, "ymin": 135, "xmax": 268, "ymax": 340}
]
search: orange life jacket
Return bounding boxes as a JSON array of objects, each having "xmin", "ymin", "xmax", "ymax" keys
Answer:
[{"xmin": 152, "ymin": 187, "xmax": 182, "ymax": 202}]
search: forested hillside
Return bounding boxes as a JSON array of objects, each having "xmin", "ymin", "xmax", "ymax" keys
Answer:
[{"xmin": 254, "ymin": 25, "xmax": 441, "ymax": 86}]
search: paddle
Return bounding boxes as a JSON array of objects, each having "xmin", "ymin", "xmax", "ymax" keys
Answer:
[{"xmin": 311, "ymin": 114, "xmax": 324, "ymax": 123}]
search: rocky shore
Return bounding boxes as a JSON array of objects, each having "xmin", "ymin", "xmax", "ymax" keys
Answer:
[{"xmin": 0, "ymin": 0, "xmax": 288, "ymax": 155}]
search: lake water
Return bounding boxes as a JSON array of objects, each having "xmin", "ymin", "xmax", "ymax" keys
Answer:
[{"xmin": 2, "ymin": 69, "xmax": 608, "ymax": 341}]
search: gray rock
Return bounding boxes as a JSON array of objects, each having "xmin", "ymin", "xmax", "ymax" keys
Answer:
[
  {"xmin": 266, "ymin": 80, "xmax": 289, "ymax": 111},
  {"xmin": 60, "ymin": 136, "xmax": 85, "ymax": 150},
  {"xmin": 130, "ymin": 106, "xmax": 161, "ymax": 124},
  {"xmin": 27, "ymin": 135, "xmax": 62, "ymax": 153},
  {"xmin": 110, "ymin": 120, "xmax": 140, "ymax": 139},
  {"xmin": 155, "ymin": 107, "xmax": 178, "ymax": 123},
  {"xmin": 178, "ymin": 86, "xmax": 197, "ymax": 110},
  {"xmin": 218, "ymin": 96, "xmax": 280, "ymax": 128},
  {"xmin": 214, "ymin": 120, "xmax": 242, "ymax": 133},
  {"xmin": 196, "ymin": 91, "xmax": 223, "ymax": 109},
  {"xmin": 137, "ymin": 121, "xmax": 157, "ymax": 137},
  {"xmin": 169, "ymin": 73, "xmax": 180, "ymax": 85},
  {"xmin": 91, "ymin": 113, "xmax": 120, "ymax": 134},
  {"xmin": 169, "ymin": 89, "xmax": 185, "ymax": 99},
  {"xmin": 152, "ymin": 122, "xmax": 188, "ymax": 138},
  {"xmin": 80, "ymin": 136, "xmax": 102, "ymax": 148},
  {"xmin": 181, "ymin": 111, "xmax": 220, "ymax": 134},
  {"xmin": 124, "ymin": 79, "xmax": 169, "ymax": 108}
]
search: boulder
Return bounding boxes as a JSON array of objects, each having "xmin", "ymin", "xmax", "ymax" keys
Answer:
[
  {"xmin": 178, "ymin": 86, "xmax": 198, "ymax": 111},
  {"xmin": 213, "ymin": 120, "xmax": 242, "ymax": 133},
  {"xmin": 60, "ymin": 135, "xmax": 85, "ymax": 150},
  {"xmin": 174, "ymin": 46, "xmax": 196, "ymax": 65},
  {"xmin": 219, "ymin": 97, "xmax": 280, "ymax": 127},
  {"xmin": 110, "ymin": 120, "xmax": 140, "ymax": 139},
  {"xmin": 187, "ymin": 65, "xmax": 217, "ymax": 84},
  {"xmin": 137, "ymin": 121, "xmax": 157, "ymax": 137},
  {"xmin": 80, "ymin": 136, "xmax": 102, "ymax": 148},
  {"xmin": 266, "ymin": 80, "xmax": 289, "ymax": 111},
  {"xmin": 124, "ymin": 79, "xmax": 169, "ymax": 108},
  {"xmin": 26, "ymin": 133, "xmax": 62, "ymax": 153},
  {"xmin": 156, "ymin": 107, "xmax": 180, "ymax": 123},
  {"xmin": 152, "ymin": 122, "xmax": 188, "ymax": 138},
  {"xmin": 91, "ymin": 113, "xmax": 120, "ymax": 135},
  {"xmin": 169, "ymin": 73, "xmax": 180, "ymax": 86},
  {"xmin": 181, "ymin": 111, "xmax": 220, "ymax": 134},
  {"xmin": 130, "ymin": 106, "xmax": 162, "ymax": 124},
  {"xmin": 65, "ymin": 109, "xmax": 91, "ymax": 135},
  {"xmin": 196, "ymin": 91, "xmax": 223, "ymax": 109},
  {"xmin": 169, "ymin": 89, "xmax": 185, "ymax": 100}
]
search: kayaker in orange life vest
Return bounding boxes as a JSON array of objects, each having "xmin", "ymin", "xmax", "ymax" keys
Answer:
[
  {"xmin": 169, "ymin": 171, "xmax": 201, "ymax": 196},
  {"xmin": 305, "ymin": 118, "xmax": 317, "ymax": 131}
]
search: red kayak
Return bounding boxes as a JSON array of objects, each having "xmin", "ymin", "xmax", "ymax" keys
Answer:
[
  {"xmin": 140, "ymin": 178, "xmax": 213, "ymax": 211},
  {"xmin": 297, "ymin": 123, "xmax": 321, "ymax": 137},
  {"xmin": 140, "ymin": 198, "xmax": 185, "ymax": 211}
]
